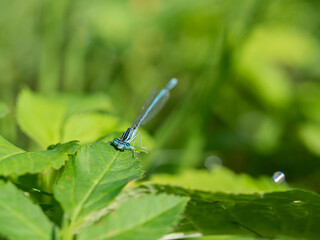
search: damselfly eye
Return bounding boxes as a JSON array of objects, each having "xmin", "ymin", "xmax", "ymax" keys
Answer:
[
  {"xmin": 113, "ymin": 138, "xmax": 119, "ymax": 145},
  {"xmin": 125, "ymin": 143, "xmax": 130, "ymax": 149}
]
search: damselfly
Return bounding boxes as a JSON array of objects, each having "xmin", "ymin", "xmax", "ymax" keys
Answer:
[{"xmin": 113, "ymin": 78, "xmax": 178, "ymax": 151}]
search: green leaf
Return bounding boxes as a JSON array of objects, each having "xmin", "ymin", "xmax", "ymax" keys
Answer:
[
  {"xmin": 0, "ymin": 101, "xmax": 10, "ymax": 118},
  {"xmin": 298, "ymin": 123, "xmax": 320, "ymax": 156},
  {"xmin": 61, "ymin": 113, "xmax": 121, "ymax": 143},
  {"xmin": 54, "ymin": 142, "xmax": 143, "ymax": 227},
  {"xmin": 0, "ymin": 135, "xmax": 24, "ymax": 157},
  {"xmin": 147, "ymin": 167, "xmax": 289, "ymax": 193},
  {"xmin": 133, "ymin": 184, "xmax": 320, "ymax": 240},
  {"xmin": 16, "ymin": 89, "xmax": 113, "ymax": 147},
  {"xmin": 78, "ymin": 194, "xmax": 188, "ymax": 240},
  {"xmin": 235, "ymin": 26, "xmax": 318, "ymax": 108},
  {"xmin": 196, "ymin": 236, "xmax": 290, "ymax": 240},
  {"xmin": 297, "ymin": 82, "xmax": 320, "ymax": 123},
  {"xmin": 0, "ymin": 135, "xmax": 79, "ymax": 176},
  {"xmin": 16, "ymin": 89, "xmax": 66, "ymax": 148},
  {"xmin": 0, "ymin": 181, "xmax": 53, "ymax": 240},
  {"xmin": 54, "ymin": 93, "xmax": 113, "ymax": 118}
]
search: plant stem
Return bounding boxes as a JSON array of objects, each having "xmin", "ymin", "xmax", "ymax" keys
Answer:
[
  {"xmin": 39, "ymin": 168, "xmax": 57, "ymax": 203},
  {"xmin": 61, "ymin": 225, "xmax": 74, "ymax": 240}
]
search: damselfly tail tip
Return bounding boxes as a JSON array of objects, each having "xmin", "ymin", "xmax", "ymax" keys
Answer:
[{"xmin": 166, "ymin": 78, "xmax": 178, "ymax": 90}]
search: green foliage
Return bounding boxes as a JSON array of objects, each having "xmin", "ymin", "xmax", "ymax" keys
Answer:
[
  {"xmin": 0, "ymin": 181, "xmax": 53, "ymax": 240},
  {"xmin": 54, "ymin": 93, "xmax": 113, "ymax": 118},
  {"xmin": 16, "ymin": 89, "xmax": 66, "ymax": 148},
  {"xmin": 0, "ymin": 135, "xmax": 78, "ymax": 176},
  {"xmin": 15, "ymin": 89, "xmax": 154, "ymax": 150},
  {"xmin": 0, "ymin": 89, "xmax": 163, "ymax": 240},
  {"xmin": 1, "ymin": 1, "xmax": 320, "ymax": 239},
  {"xmin": 54, "ymin": 142, "xmax": 143, "ymax": 227},
  {"xmin": 78, "ymin": 194, "xmax": 188, "ymax": 240},
  {"xmin": 235, "ymin": 26, "xmax": 319, "ymax": 108},
  {"xmin": 61, "ymin": 113, "xmax": 120, "ymax": 143},
  {"xmin": 2, "ymin": 0, "xmax": 320, "ymax": 191},
  {"xmin": 132, "ymin": 184, "xmax": 320, "ymax": 240},
  {"xmin": 0, "ymin": 102, "xmax": 9, "ymax": 119},
  {"xmin": 16, "ymin": 89, "xmax": 113, "ymax": 148},
  {"xmin": 0, "ymin": 85, "xmax": 319, "ymax": 240},
  {"xmin": 0, "ymin": 133, "xmax": 161, "ymax": 240},
  {"xmin": 197, "ymin": 236, "xmax": 289, "ymax": 240},
  {"xmin": 147, "ymin": 167, "xmax": 289, "ymax": 193},
  {"xmin": 298, "ymin": 123, "xmax": 320, "ymax": 156}
]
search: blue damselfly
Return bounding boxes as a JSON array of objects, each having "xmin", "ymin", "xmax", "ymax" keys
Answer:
[{"xmin": 113, "ymin": 78, "xmax": 178, "ymax": 150}]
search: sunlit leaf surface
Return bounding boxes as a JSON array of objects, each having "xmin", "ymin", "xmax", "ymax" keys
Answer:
[
  {"xmin": 54, "ymin": 142, "xmax": 143, "ymax": 226},
  {"xmin": 196, "ymin": 236, "xmax": 290, "ymax": 240},
  {"xmin": 79, "ymin": 194, "xmax": 188, "ymax": 240},
  {"xmin": 62, "ymin": 113, "xmax": 121, "ymax": 143},
  {"xmin": 16, "ymin": 89, "xmax": 114, "ymax": 147},
  {"xmin": 0, "ymin": 182, "xmax": 53, "ymax": 240},
  {"xmin": 128, "ymin": 184, "xmax": 320, "ymax": 240},
  {"xmin": 53, "ymin": 93, "xmax": 113, "ymax": 118},
  {"xmin": 17, "ymin": 89, "xmax": 66, "ymax": 148},
  {"xmin": 148, "ymin": 167, "xmax": 289, "ymax": 193},
  {"xmin": 0, "ymin": 135, "xmax": 79, "ymax": 176}
]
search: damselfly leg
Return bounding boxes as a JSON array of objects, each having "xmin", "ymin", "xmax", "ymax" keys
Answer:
[{"xmin": 130, "ymin": 132, "xmax": 146, "ymax": 150}]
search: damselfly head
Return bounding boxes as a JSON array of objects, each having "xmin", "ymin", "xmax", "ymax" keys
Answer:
[{"xmin": 113, "ymin": 138, "xmax": 122, "ymax": 148}]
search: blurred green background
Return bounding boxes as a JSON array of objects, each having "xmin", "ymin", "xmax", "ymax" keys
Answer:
[{"xmin": 1, "ymin": 0, "xmax": 320, "ymax": 192}]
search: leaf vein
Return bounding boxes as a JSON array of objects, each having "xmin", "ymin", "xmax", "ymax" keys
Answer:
[{"xmin": 71, "ymin": 150, "xmax": 120, "ymax": 223}]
